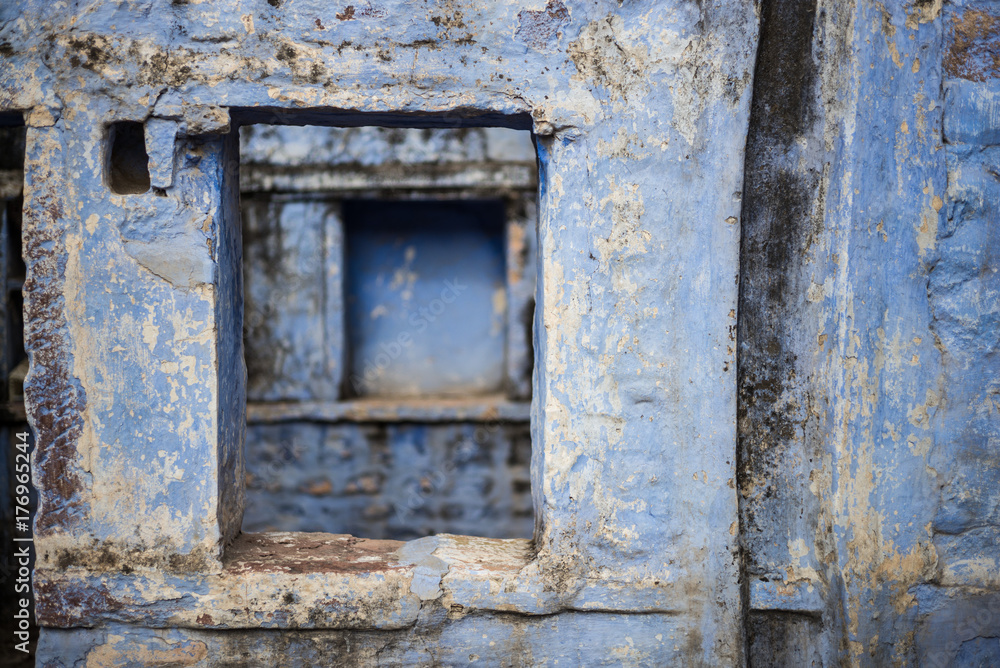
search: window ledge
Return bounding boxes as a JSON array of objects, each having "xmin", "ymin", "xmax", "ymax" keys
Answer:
[
  {"xmin": 246, "ymin": 396, "xmax": 530, "ymax": 424},
  {"xmin": 239, "ymin": 161, "xmax": 536, "ymax": 194},
  {"xmin": 34, "ymin": 532, "xmax": 685, "ymax": 630}
]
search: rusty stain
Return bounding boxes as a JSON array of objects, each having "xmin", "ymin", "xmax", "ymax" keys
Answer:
[
  {"xmin": 23, "ymin": 174, "xmax": 88, "ymax": 533},
  {"xmin": 337, "ymin": 4, "xmax": 387, "ymax": 21},
  {"xmin": 945, "ymin": 9, "xmax": 1000, "ymax": 82},
  {"xmin": 34, "ymin": 578, "xmax": 122, "ymax": 627},
  {"xmin": 49, "ymin": 542, "xmax": 217, "ymax": 572},
  {"xmin": 224, "ymin": 532, "xmax": 407, "ymax": 575}
]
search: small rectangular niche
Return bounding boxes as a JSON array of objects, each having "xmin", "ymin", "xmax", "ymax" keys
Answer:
[
  {"xmin": 343, "ymin": 199, "xmax": 507, "ymax": 399},
  {"xmin": 106, "ymin": 121, "xmax": 150, "ymax": 195}
]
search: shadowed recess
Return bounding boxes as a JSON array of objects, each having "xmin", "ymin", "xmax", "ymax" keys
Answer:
[{"xmin": 107, "ymin": 121, "xmax": 150, "ymax": 195}]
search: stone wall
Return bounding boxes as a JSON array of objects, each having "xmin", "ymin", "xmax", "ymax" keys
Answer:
[
  {"xmin": 0, "ymin": 0, "xmax": 997, "ymax": 666},
  {"xmin": 739, "ymin": 0, "xmax": 1000, "ymax": 664}
]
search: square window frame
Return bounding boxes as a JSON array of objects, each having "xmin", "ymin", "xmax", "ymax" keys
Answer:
[
  {"xmin": 237, "ymin": 124, "xmax": 539, "ymax": 540},
  {"xmin": 229, "ymin": 118, "xmax": 554, "ymax": 618},
  {"xmin": 28, "ymin": 88, "xmax": 745, "ymax": 631},
  {"xmin": 240, "ymin": 175, "xmax": 538, "ymax": 410}
]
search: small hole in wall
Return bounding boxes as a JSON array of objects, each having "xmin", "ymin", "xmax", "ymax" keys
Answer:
[{"xmin": 107, "ymin": 121, "xmax": 150, "ymax": 195}]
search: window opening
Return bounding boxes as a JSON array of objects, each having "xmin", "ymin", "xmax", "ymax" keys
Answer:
[{"xmin": 239, "ymin": 124, "xmax": 537, "ymax": 541}]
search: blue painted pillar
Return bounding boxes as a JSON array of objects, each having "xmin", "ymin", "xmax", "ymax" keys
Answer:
[
  {"xmin": 531, "ymin": 19, "xmax": 754, "ymax": 659},
  {"xmin": 24, "ymin": 102, "xmax": 244, "ymax": 571}
]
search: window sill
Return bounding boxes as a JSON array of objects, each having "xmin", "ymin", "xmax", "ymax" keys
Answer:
[
  {"xmin": 34, "ymin": 531, "xmax": 684, "ymax": 630},
  {"xmin": 246, "ymin": 396, "xmax": 530, "ymax": 424}
]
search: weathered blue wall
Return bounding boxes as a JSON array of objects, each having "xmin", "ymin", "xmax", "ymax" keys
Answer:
[
  {"xmin": 2, "ymin": 0, "xmax": 760, "ymax": 664},
  {"xmin": 0, "ymin": 0, "xmax": 997, "ymax": 665},
  {"xmin": 739, "ymin": 0, "xmax": 1000, "ymax": 664}
]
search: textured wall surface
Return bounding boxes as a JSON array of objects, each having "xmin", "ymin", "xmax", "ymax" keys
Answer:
[
  {"xmin": 1, "ymin": 0, "xmax": 997, "ymax": 665},
  {"xmin": 1, "ymin": 0, "xmax": 759, "ymax": 665},
  {"xmin": 739, "ymin": 0, "xmax": 1000, "ymax": 665},
  {"xmin": 243, "ymin": 422, "xmax": 534, "ymax": 540}
]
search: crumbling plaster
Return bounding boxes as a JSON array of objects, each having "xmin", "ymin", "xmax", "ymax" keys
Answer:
[
  {"xmin": 739, "ymin": 0, "xmax": 1000, "ymax": 665},
  {"xmin": 2, "ymin": 0, "xmax": 997, "ymax": 665},
  {"xmin": 2, "ymin": 0, "xmax": 760, "ymax": 665}
]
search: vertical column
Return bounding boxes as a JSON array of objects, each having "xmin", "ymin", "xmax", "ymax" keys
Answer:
[
  {"xmin": 243, "ymin": 198, "xmax": 343, "ymax": 402},
  {"xmin": 529, "ymin": 4, "xmax": 758, "ymax": 662},
  {"xmin": 26, "ymin": 104, "xmax": 244, "ymax": 573},
  {"xmin": 504, "ymin": 191, "xmax": 537, "ymax": 400},
  {"xmin": 216, "ymin": 129, "xmax": 245, "ymax": 547}
]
